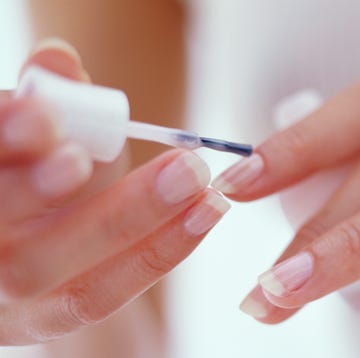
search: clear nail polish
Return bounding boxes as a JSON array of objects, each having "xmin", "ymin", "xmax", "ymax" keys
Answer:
[
  {"xmin": 212, "ymin": 154, "xmax": 264, "ymax": 194},
  {"xmin": 258, "ymin": 252, "xmax": 314, "ymax": 297},
  {"xmin": 156, "ymin": 152, "xmax": 210, "ymax": 204},
  {"xmin": 184, "ymin": 191, "xmax": 231, "ymax": 236}
]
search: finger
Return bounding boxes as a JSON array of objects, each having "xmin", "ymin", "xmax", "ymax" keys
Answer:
[
  {"xmin": 0, "ymin": 141, "xmax": 92, "ymax": 224},
  {"xmin": 240, "ymin": 162, "xmax": 360, "ymax": 322},
  {"xmin": 0, "ymin": 189, "xmax": 229, "ymax": 344},
  {"xmin": 0, "ymin": 39, "xmax": 89, "ymax": 163},
  {"xmin": 212, "ymin": 82, "xmax": 360, "ymax": 200},
  {"xmin": 0, "ymin": 98, "xmax": 60, "ymax": 163},
  {"xmin": 21, "ymin": 38, "xmax": 134, "ymax": 202},
  {"xmin": 256, "ymin": 212, "xmax": 360, "ymax": 309},
  {"xmin": 21, "ymin": 38, "xmax": 90, "ymax": 82},
  {"xmin": 0, "ymin": 150, "xmax": 210, "ymax": 300},
  {"xmin": 22, "ymin": 38, "xmax": 128, "ymax": 201},
  {"xmin": 239, "ymin": 222, "xmax": 323, "ymax": 324},
  {"xmin": 240, "ymin": 286, "xmax": 299, "ymax": 324}
]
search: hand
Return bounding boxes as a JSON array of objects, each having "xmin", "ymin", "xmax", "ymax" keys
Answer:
[
  {"xmin": 213, "ymin": 83, "xmax": 360, "ymax": 323},
  {"xmin": 0, "ymin": 39, "xmax": 230, "ymax": 345}
]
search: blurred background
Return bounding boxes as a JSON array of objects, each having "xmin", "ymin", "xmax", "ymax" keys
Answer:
[{"xmin": 1, "ymin": 0, "xmax": 360, "ymax": 357}]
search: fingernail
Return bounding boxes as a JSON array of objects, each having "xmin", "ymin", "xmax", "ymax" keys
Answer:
[
  {"xmin": 258, "ymin": 252, "xmax": 314, "ymax": 297},
  {"xmin": 212, "ymin": 154, "xmax": 264, "ymax": 194},
  {"xmin": 239, "ymin": 286, "xmax": 274, "ymax": 318},
  {"xmin": 184, "ymin": 191, "xmax": 231, "ymax": 236},
  {"xmin": 32, "ymin": 142, "xmax": 92, "ymax": 198},
  {"xmin": 32, "ymin": 38, "xmax": 82, "ymax": 64},
  {"xmin": 2, "ymin": 105, "xmax": 61, "ymax": 151},
  {"xmin": 157, "ymin": 152, "xmax": 210, "ymax": 204}
]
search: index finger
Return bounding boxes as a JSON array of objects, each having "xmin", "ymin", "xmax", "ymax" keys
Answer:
[{"xmin": 213, "ymin": 82, "xmax": 360, "ymax": 200}]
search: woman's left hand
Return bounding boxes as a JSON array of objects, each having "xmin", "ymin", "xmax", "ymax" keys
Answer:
[
  {"xmin": 213, "ymin": 83, "xmax": 360, "ymax": 323},
  {"xmin": 0, "ymin": 39, "xmax": 230, "ymax": 345}
]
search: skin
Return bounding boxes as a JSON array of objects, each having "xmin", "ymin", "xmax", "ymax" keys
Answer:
[
  {"xmin": 0, "ymin": 43, "xmax": 230, "ymax": 355},
  {"xmin": 29, "ymin": 0, "xmax": 360, "ymax": 344},
  {"xmin": 28, "ymin": 1, "xmax": 185, "ymax": 356},
  {"xmin": 215, "ymin": 82, "xmax": 360, "ymax": 324}
]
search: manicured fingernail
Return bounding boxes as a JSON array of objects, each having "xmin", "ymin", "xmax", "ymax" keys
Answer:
[
  {"xmin": 184, "ymin": 191, "xmax": 230, "ymax": 236},
  {"xmin": 32, "ymin": 142, "xmax": 92, "ymax": 197},
  {"xmin": 212, "ymin": 154, "xmax": 264, "ymax": 194},
  {"xmin": 239, "ymin": 286, "xmax": 274, "ymax": 318},
  {"xmin": 240, "ymin": 296, "xmax": 269, "ymax": 318},
  {"xmin": 2, "ymin": 105, "xmax": 61, "ymax": 151},
  {"xmin": 258, "ymin": 252, "xmax": 314, "ymax": 297},
  {"xmin": 157, "ymin": 152, "xmax": 210, "ymax": 204},
  {"xmin": 32, "ymin": 38, "xmax": 82, "ymax": 64}
]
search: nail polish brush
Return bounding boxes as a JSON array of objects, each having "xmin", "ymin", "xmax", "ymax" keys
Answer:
[{"xmin": 16, "ymin": 66, "xmax": 252, "ymax": 162}]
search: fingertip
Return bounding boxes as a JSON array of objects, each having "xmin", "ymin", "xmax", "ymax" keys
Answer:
[
  {"xmin": 32, "ymin": 142, "xmax": 93, "ymax": 199},
  {"xmin": 184, "ymin": 190, "xmax": 231, "ymax": 236},
  {"xmin": 254, "ymin": 310, "xmax": 299, "ymax": 325},
  {"xmin": 211, "ymin": 153, "xmax": 265, "ymax": 199},
  {"xmin": 0, "ymin": 98, "xmax": 62, "ymax": 159},
  {"xmin": 22, "ymin": 38, "xmax": 90, "ymax": 82},
  {"xmin": 31, "ymin": 38, "xmax": 82, "ymax": 64},
  {"xmin": 239, "ymin": 286, "xmax": 299, "ymax": 324},
  {"xmin": 239, "ymin": 286, "xmax": 275, "ymax": 319}
]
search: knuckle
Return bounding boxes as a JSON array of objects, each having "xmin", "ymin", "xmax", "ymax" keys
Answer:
[
  {"xmin": 136, "ymin": 246, "xmax": 174, "ymax": 278},
  {"xmin": 296, "ymin": 216, "xmax": 330, "ymax": 243},
  {"xmin": 336, "ymin": 221, "xmax": 360, "ymax": 256},
  {"xmin": 60, "ymin": 285, "xmax": 97, "ymax": 327},
  {"xmin": 282, "ymin": 123, "xmax": 311, "ymax": 161}
]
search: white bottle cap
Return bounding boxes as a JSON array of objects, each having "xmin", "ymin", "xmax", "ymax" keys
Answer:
[{"xmin": 16, "ymin": 66, "xmax": 130, "ymax": 162}]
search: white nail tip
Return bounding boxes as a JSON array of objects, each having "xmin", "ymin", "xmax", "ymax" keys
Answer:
[
  {"xmin": 184, "ymin": 193, "xmax": 230, "ymax": 236},
  {"xmin": 239, "ymin": 296, "xmax": 268, "ymax": 318},
  {"xmin": 211, "ymin": 154, "xmax": 264, "ymax": 194},
  {"xmin": 205, "ymin": 193, "xmax": 232, "ymax": 214},
  {"xmin": 32, "ymin": 38, "xmax": 81, "ymax": 62},
  {"xmin": 211, "ymin": 176, "xmax": 237, "ymax": 194}
]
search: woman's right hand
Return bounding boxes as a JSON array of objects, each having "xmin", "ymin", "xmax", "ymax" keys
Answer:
[
  {"xmin": 0, "ymin": 39, "xmax": 230, "ymax": 345},
  {"xmin": 213, "ymin": 78, "xmax": 360, "ymax": 324}
]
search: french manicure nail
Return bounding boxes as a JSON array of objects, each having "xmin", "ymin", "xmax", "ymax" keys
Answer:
[
  {"xmin": 212, "ymin": 154, "xmax": 264, "ymax": 194},
  {"xmin": 240, "ymin": 296, "xmax": 269, "ymax": 318},
  {"xmin": 157, "ymin": 152, "xmax": 210, "ymax": 204},
  {"xmin": 184, "ymin": 191, "xmax": 231, "ymax": 236},
  {"xmin": 258, "ymin": 252, "xmax": 314, "ymax": 297},
  {"xmin": 239, "ymin": 286, "xmax": 274, "ymax": 318},
  {"xmin": 32, "ymin": 142, "xmax": 92, "ymax": 198},
  {"xmin": 32, "ymin": 38, "xmax": 82, "ymax": 64}
]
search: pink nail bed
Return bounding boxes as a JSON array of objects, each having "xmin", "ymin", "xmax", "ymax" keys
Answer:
[
  {"xmin": 156, "ymin": 152, "xmax": 210, "ymax": 204},
  {"xmin": 240, "ymin": 286, "xmax": 275, "ymax": 319},
  {"xmin": 258, "ymin": 252, "xmax": 314, "ymax": 297},
  {"xmin": 212, "ymin": 154, "xmax": 264, "ymax": 194}
]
